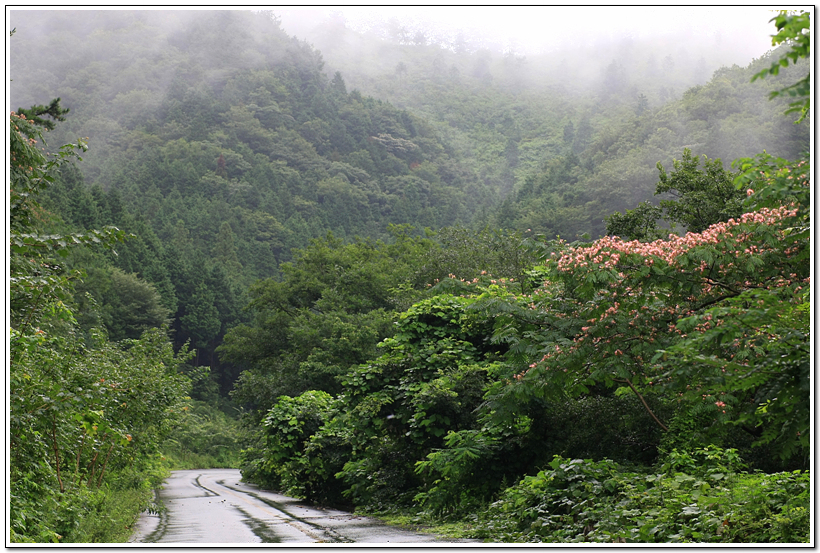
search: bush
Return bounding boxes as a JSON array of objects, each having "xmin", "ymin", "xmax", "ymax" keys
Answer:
[
  {"xmin": 474, "ymin": 447, "xmax": 810, "ymax": 543},
  {"xmin": 241, "ymin": 391, "xmax": 333, "ymax": 494},
  {"xmin": 10, "ymin": 458, "xmax": 169, "ymax": 543}
]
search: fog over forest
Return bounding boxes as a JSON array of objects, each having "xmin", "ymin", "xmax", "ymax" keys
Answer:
[
  {"xmin": 9, "ymin": 7, "xmax": 781, "ymax": 116},
  {"xmin": 7, "ymin": 6, "xmax": 809, "ymax": 263},
  {"xmin": 6, "ymin": 6, "xmax": 809, "ymax": 262},
  {"xmin": 10, "ymin": 8, "xmax": 804, "ymax": 194},
  {"xmin": 276, "ymin": 6, "xmax": 776, "ymax": 57},
  {"xmin": 275, "ymin": 6, "xmax": 773, "ymax": 80}
]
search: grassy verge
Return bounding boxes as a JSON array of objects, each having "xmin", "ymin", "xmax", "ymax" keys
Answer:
[{"xmin": 11, "ymin": 463, "xmax": 168, "ymax": 544}]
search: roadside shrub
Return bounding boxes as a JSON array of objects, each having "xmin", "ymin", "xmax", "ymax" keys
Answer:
[
  {"xmin": 246, "ymin": 390, "xmax": 333, "ymax": 494},
  {"xmin": 292, "ymin": 414, "xmax": 354, "ymax": 506},
  {"xmin": 474, "ymin": 447, "xmax": 810, "ymax": 543},
  {"xmin": 414, "ymin": 429, "xmax": 503, "ymax": 515}
]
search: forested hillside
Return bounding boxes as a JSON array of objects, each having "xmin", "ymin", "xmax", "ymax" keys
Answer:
[
  {"xmin": 8, "ymin": 8, "xmax": 811, "ymax": 543},
  {"xmin": 9, "ymin": 10, "xmax": 808, "ymax": 394},
  {"xmin": 10, "ymin": 10, "xmax": 501, "ymax": 393},
  {"xmin": 218, "ymin": 12, "xmax": 811, "ymax": 543}
]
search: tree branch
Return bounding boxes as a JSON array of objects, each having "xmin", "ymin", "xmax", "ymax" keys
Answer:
[
  {"xmin": 616, "ymin": 377, "xmax": 669, "ymax": 432},
  {"xmin": 51, "ymin": 413, "xmax": 64, "ymax": 493}
]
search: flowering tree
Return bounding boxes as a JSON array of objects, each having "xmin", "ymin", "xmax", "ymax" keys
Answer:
[{"xmin": 491, "ymin": 151, "xmax": 809, "ymax": 457}]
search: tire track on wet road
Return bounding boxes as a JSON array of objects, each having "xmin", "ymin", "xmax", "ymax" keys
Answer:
[{"xmin": 129, "ymin": 468, "xmax": 476, "ymax": 544}]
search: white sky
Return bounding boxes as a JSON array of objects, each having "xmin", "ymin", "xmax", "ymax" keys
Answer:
[
  {"xmin": 4, "ymin": 5, "xmax": 797, "ymax": 58},
  {"xmin": 272, "ymin": 5, "xmax": 787, "ymax": 56}
]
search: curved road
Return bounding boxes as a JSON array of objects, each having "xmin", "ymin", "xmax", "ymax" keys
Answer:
[{"xmin": 129, "ymin": 469, "xmax": 474, "ymax": 544}]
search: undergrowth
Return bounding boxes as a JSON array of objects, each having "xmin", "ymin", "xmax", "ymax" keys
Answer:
[{"xmin": 366, "ymin": 446, "xmax": 810, "ymax": 544}]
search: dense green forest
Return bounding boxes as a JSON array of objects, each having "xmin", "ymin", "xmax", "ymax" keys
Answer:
[{"xmin": 8, "ymin": 9, "xmax": 811, "ymax": 543}]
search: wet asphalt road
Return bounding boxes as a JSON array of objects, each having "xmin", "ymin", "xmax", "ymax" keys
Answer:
[{"xmin": 129, "ymin": 469, "xmax": 477, "ymax": 544}]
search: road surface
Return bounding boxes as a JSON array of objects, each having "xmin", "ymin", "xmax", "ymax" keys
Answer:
[{"xmin": 129, "ymin": 468, "xmax": 476, "ymax": 544}]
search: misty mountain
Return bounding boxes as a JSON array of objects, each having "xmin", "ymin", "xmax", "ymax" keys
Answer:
[
  {"xmin": 8, "ymin": 8, "xmax": 809, "ymax": 388},
  {"xmin": 11, "ymin": 10, "xmax": 495, "ymax": 252},
  {"xmin": 11, "ymin": 10, "xmax": 808, "ymax": 243},
  {"xmin": 9, "ymin": 9, "xmax": 500, "ymax": 392}
]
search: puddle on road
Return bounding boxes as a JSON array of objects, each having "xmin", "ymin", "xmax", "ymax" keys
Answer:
[
  {"xmin": 219, "ymin": 482, "xmax": 353, "ymax": 543},
  {"xmin": 141, "ymin": 505, "xmax": 168, "ymax": 543},
  {"xmin": 232, "ymin": 505, "xmax": 282, "ymax": 543}
]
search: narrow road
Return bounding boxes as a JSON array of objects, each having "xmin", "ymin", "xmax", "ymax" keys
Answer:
[{"xmin": 129, "ymin": 469, "xmax": 473, "ymax": 544}]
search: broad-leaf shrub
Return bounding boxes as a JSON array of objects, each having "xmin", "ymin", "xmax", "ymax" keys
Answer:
[
  {"xmin": 247, "ymin": 295, "xmax": 501, "ymax": 507},
  {"xmin": 10, "ymin": 325, "xmax": 191, "ymax": 542},
  {"xmin": 475, "ymin": 449, "xmax": 809, "ymax": 543},
  {"xmin": 255, "ymin": 390, "xmax": 334, "ymax": 493},
  {"xmin": 333, "ymin": 295, "xmax": 497, "ymax": 506}
]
